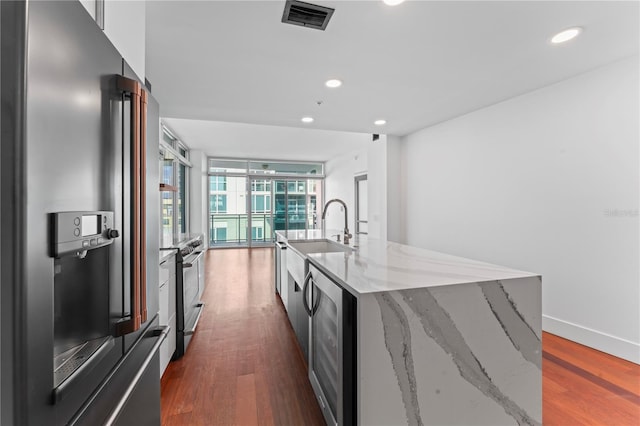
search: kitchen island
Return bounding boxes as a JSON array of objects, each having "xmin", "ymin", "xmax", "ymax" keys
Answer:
[{"xmin": 277, "ymin": 230, "xmax": 541, "ymax": 426}]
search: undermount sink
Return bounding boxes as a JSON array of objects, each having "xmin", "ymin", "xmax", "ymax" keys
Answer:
[{"xmin": 288, "ymin": 239, "xmax": 353, "ymax": 256}]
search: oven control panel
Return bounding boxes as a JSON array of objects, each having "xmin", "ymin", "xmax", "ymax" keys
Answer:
[{"xmin": 51, "ymin": 211, "xmax": 119, "ymax": 257}]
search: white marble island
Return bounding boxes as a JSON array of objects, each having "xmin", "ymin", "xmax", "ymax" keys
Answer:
[{"xmin": 277, "ymin": 231, "xmax": 542, "ymax": 426}]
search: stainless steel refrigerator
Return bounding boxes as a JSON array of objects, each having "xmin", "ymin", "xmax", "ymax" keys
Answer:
[{"xmin": 1, "ymin": 1, "xmax": 166, "ymax": 424}]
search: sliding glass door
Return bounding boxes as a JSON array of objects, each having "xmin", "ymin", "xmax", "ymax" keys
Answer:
[
  {"xmin": 249, "ymin": 179, "xmax": 273, "ymax": 245},
  {"xmin": 208, "ymin": 159, "xmax": 324, "ymax": 248},
  {"xmin": 251, "ymin": 178, "xmax": 319, "ymax": 246},
  {"xmin": 271, "ymin": 179, "xmax": 322, "ymax": 239},
  {"xmin": 209, "ymin": 175, "xmax": 248, "ymax": 246},
  {"xmin": 287, "ymin": 180, "xmax": 307, "ymax": 230}
]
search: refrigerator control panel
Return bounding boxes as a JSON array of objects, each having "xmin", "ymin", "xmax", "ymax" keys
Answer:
[{"xmin": 51, "ymin": 211, "xmax": 118, "ymax": 257}]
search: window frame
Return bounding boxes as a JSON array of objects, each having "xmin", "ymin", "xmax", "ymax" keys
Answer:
[
  {"xmin": 207, "ymin": 158, "xmax": 325, "ymax": 248},
  {"xmin": 160, "ymin": 125, "xmax": 192, "ymax": 240}
]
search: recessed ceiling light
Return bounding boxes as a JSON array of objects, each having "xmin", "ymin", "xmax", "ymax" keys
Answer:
[
  {"xmin": 383, "ymin": 0, "xmax": 405, "ymax": 5},
  {"xmin": 301, "ymin": 116, "xmax": 314, "ymax": 123},
  {"xmin": 374, "ymin": 119, "xmax": 386, "ymax": 126},
  {"xmin": 551, "ymin": 27, "xmax": 582, "ymax": 44},
  {"xmin": 325, "ymin": 79, "xmax": 342, "ymax": 88}
]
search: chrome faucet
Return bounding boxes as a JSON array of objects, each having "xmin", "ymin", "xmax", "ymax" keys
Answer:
[{"xmin": 321, "ymin": 199, "xmax": 352, "ymax": 245}]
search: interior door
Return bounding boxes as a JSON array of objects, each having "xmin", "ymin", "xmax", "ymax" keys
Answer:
[{"xmin": 355, "ymin": 174, "xmax": 368, "ymax": 235}]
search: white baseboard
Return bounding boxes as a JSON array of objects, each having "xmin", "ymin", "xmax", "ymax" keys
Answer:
[{"xmin": 543, "ymin": 315, "xmax": 640, "ymax": 365}]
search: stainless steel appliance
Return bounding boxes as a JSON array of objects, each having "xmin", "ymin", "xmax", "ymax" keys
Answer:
[
  {"xmin": 1, "ymin": 2, "xmax": 166, "ymax": 424},
  {"xmin": 162, "ymin": 234, "xmax": 206, "ymax": 359},
  {"xmin": 275, "ymin": 241, "xmax": 288, "ymax": 304},
  {"xmin": 305, "ymin": 264, "xmax": 356, "ymax": 426}
]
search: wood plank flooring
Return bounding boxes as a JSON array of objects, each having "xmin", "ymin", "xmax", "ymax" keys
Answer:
[
  {"xmin": 161, "ymin": 248, "xmax": 640, "ymax": 425},
  {"xmin": 160, "ymin": 248, "xmax": 324, "ymax": 426},
  {"xmin": 542, "ymin": 333, "xmax": 640, "ymax": 425}
]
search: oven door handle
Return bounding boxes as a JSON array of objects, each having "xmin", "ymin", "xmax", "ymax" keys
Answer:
[
  {"xmin": 182, "ymin": 251, "xmax": 205, "ymax": 268},
  {"xmin": 184, "ymin": 303, "xmax": 205, "ymax": 336}
]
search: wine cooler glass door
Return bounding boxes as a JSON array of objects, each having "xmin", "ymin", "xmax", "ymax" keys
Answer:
[{"xmin": 309, "ymin": 269, "xmax": 343, "ymax": 426}]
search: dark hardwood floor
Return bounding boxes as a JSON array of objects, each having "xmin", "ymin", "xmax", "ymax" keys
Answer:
[
  {"xmin": 161, "ymin": 248, "xmax": 640, "ymax": 425},
  {"xmin": 161, "ymin": 248, "xmax": 324, "ymax": 426}
]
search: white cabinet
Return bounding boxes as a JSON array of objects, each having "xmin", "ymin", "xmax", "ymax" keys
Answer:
[
  {"xmin": 159, "ymin": 254, "xmax": 177, "ymax": 377},
  {"xmin": 103, "ymin": 0, "xmax": 146, "ymax": 81},
  {"xmin": 77, "ymin": 0, "xmax": 146, "ymax": 81},
  {"xmin": 285, "ymin": 247, "xmax": 310, "ymax": 363},
  {"xmin": 78, "ymin": 0, "xmax": 97, "ymax": 20},
  {"xmin": 286, "ymin": 248, "xmax": 306, "ymax": 286}
]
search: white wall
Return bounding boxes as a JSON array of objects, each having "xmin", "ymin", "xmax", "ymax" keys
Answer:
[
  {"xmin": 324, "ymin": 150, "xmax": 367, "ymax": 233},
  {"xmin": 367, "ymin": 137, "xmax": 388, "ymax": 241},
  {"xmin": 386, "ymin": 135, "xmax": 404, "ymax": 243},
  {"xmin": 324, "ymin": 136, "xmax": 397, "ymax": 241},
  {"xmin": 401, "ymin": 56, "xmax": 639, "ymax": 363}
]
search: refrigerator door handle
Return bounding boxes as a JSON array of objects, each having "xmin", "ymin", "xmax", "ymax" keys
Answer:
[
  {"xmin": 115, "ymin": 75, "xmax": 147, "ymax": 336},
  {"xmin": 104, "ymin": 326, "xmax": 169, "ymax": 426},
  {"xmin": 183, "ymin": 303, "xmax": 205, "ymax": 336},
  {"xmin": 67, "ymin": 325, "xmax": 169, "ymax": 426},
  {"xmin": 140, "ymin": 89, "xmax": 148, "ymax": 323}
]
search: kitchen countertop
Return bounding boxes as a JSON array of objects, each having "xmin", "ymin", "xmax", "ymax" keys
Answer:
[
  {"xmin": 159, "ymin": 248, "xmax": 177, "ymax": 264},
  {"xmin": 276, "ymin": 230, "xmax": 538, "ymax": 296},
  {"xmin": 160, "ymin": 232, "xmax": 204, "ymax": 251},
  {"xmin": 276, "ymin": 230, "xmax": 542, "ymax": 425},
  {"xmin": 276, "ymin": 229, "xmax": 330, "ymax": 242}
]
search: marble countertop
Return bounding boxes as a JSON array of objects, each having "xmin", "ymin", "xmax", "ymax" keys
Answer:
[
  {"xmin": 276, "ymin": 230, "xmax": 538, "ymax": 296},
  {"xmin": 276, "ymin": 229, "xmax": 333, "ymax": 242}
]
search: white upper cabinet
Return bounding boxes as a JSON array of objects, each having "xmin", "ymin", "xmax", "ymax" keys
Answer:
[{"xmin": 78, "ymin": 0, "xmax": 146, "ymax": 82}]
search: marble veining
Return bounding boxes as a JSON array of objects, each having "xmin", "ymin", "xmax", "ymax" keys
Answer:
[
  {"xmin": 276, "ymin": 230, "xmax": 541, "ymax": 425},
  {"xmin": 377, "ymin": 286, "xmax": 541, "ymax": 426},
  {"xmin": 479, "ymin": 281, "xmax": 541, "ymax": 369},
  {"xmin": 305, "ymin": 236, "xmax": 537, "ymax": 296},
  {"xmin": 375, "ymin": 293, "xmax": 423, "ymax": 426}
]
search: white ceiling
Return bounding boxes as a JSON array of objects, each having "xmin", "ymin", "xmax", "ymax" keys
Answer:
[
  {"xmin": 146, "ymin": 0, "xmax": 639, "ymax": 155},
  {"xmin": 162, "ymin": 117, "xmax": 371, "ymax": 161}
]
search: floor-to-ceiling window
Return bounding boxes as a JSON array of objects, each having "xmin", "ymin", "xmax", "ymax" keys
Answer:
[
  {"xmin": 160, "ymin": 126, "xmax": 191, "ymax": 247},
  {"xmin": 208, "ymin": 159, "xmax": 324, "ymax": 248}
]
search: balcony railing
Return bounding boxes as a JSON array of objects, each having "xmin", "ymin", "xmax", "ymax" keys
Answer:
[{"xmin": 209, "ymin": 213, "xmax": 318, "ymax": 246}]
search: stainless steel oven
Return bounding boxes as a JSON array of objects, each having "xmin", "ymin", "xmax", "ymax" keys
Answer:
[{"xmin": 173, "ymin": 235, "xmax": 206, "ymax": 359}]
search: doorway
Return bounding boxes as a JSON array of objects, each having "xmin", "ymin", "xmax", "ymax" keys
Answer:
[{"xmin": 355, "ymin": 174, "xmax": 368, "ymax": 235}]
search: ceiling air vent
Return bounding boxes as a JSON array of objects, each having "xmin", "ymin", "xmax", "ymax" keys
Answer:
[{"xmin": 282, "ymin": 0, "xmax": 335, "ymax": 31}]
